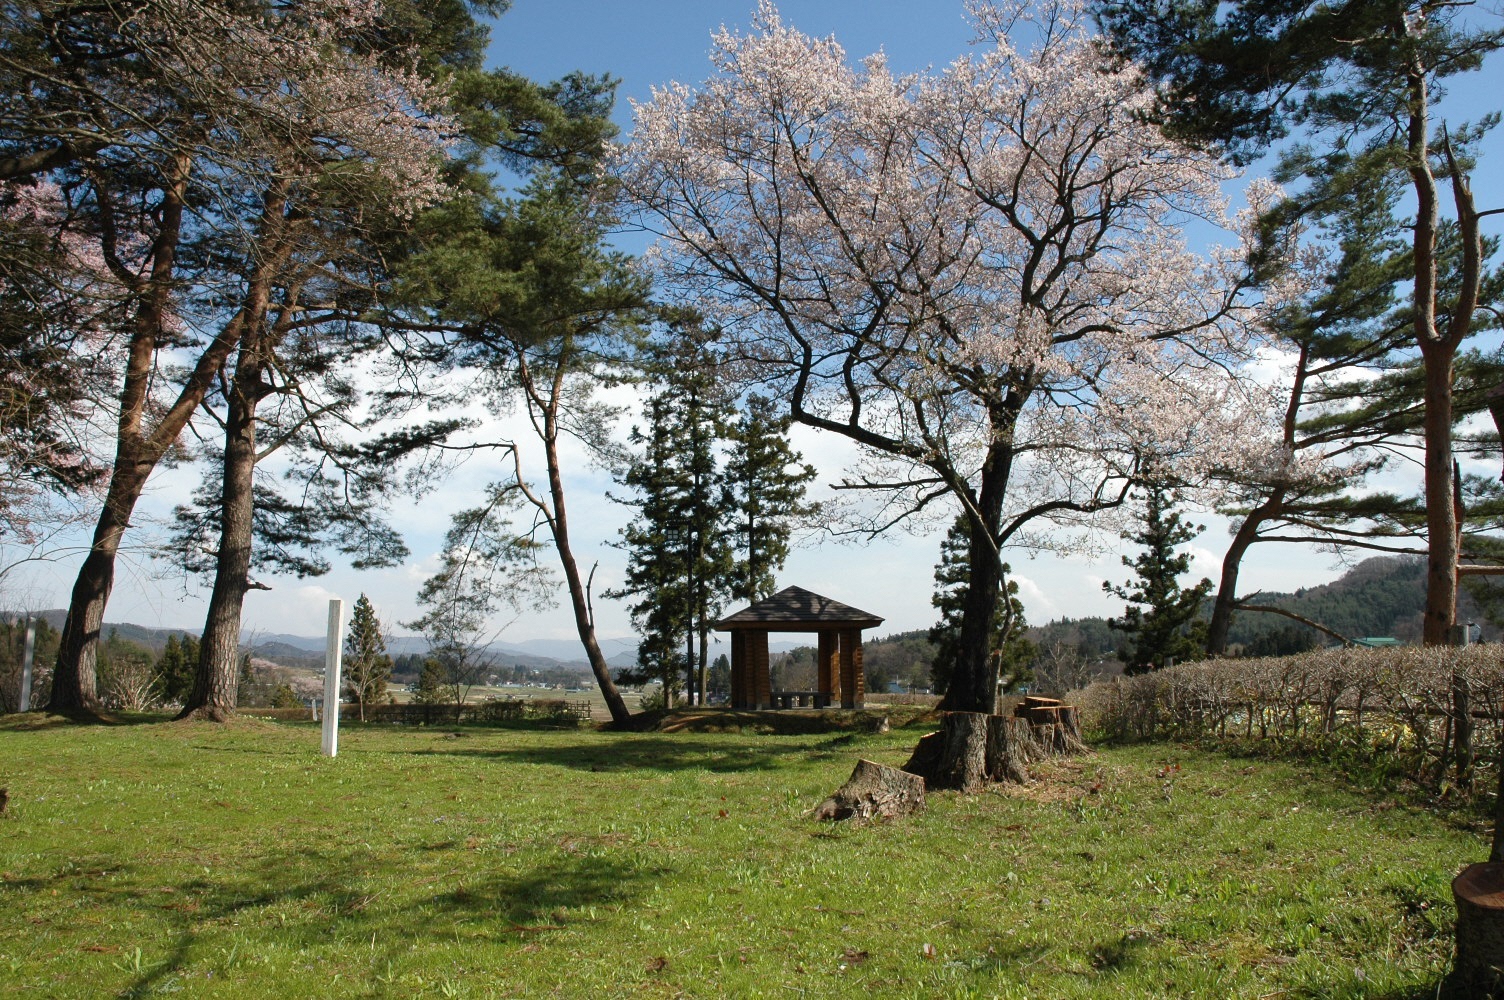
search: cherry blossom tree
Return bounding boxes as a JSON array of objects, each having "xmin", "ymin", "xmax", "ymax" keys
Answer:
[
  {"xmin": 616, "ymin": 0, "xmax": 1267, "ymax": 713},
  {"xmin": 0, "ymin": 178, "xmax": 117, "ymax": 546}
]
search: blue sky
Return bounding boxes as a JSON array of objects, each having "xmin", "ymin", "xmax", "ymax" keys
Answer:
[{"xmin": 7, "ymin": 1, "xmax": 1503, "ymax": 648}]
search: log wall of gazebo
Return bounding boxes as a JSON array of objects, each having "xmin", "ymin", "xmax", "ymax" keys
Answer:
[{"xmin": 715, "ymin": 587, "xmax": 882, "ymax": 711}]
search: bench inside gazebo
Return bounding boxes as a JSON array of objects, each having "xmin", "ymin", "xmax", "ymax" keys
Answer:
[{"xmin": 714, "ymin": 586, "xmax": 884, "ymax": 710}]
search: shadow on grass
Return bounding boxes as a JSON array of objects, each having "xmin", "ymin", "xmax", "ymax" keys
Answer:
[
  {"xmin": 1089, "ymin": 931, "xmax": 1152, "ymax": 971},
  {"xmin": 88, "ymin": 845, "xmax": 657, "ymax": 998},
  {"xmin": 405, "ymin": 735, "xmax": 819, "ymax": 773},
  {"xmin": 0, "ymin": 710, "xmax": 169, "ymax": 731}
]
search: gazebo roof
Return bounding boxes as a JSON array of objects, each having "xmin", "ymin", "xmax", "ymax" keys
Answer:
[{"xmin": 715, "ymin": 586, "xmax": 884, "ymax": 631}]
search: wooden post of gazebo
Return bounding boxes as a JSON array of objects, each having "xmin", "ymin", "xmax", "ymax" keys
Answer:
[{"xmin": 715, "ymin": 587, "xmax": 883, "ymax": 710}]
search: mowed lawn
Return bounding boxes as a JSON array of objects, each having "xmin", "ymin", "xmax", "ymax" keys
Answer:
[{"xmin": 0, "ymin": 715, "xmax": 1478, "ymax": 998}]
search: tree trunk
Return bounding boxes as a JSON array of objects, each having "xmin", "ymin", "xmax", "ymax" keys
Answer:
[
  {"xmin": 1207, "ymin": 498, "xmax": 1276, "ymax": 655},
  {"xmin": 529, "ymin": 351, "xmax": 631, "ymax": 726},
  {"xmin": 177, "ymin": 188, "xmax": 290, "ymax": 722},
  {"xmin": 812, "ymin": 759, "xmax": 925, "ymax": 821},
  {"xmin": 943, "ymin": 408, "xmax": 1020, "ymax": 713},
  {"xmin": 49, "ymin": 462, "xmax": 147, "ymax": 713},
  {"xmin": 904, "ymin": 711, "xmax": 990, "ymax": 792},
  {"xmin": 1421, "ymin": 343, "xmax": 1458, "ymax": 644},
  {"xmin": 179, "ymin": 344, "xmax": 266, "ymax": 721},
  {"xmin": 48, "ymin": 157, "xmax": 258, "ymax": 710},
  {"xmin": 1403, "ymin": 57, "xmax": 1461, "ymax": 647}
]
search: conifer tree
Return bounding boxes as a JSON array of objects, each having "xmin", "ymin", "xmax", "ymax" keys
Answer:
[
  {"xmin": 722, "ymin": 395, "xmax": 820, "ymax": 604},
  {"xmin": 343, "ymin": 593, "xmax": 392, "ymax": 722},
  {"xmin": 1098, "ymin": 0, "xmax": 1503, "ymax": 644},
  {"xmin": 608, "ymin": 365, "xmax": 734, "ymax": 706},
  {"xmin": 928, "ymin": 516, "xmax": 1034, "ymax": 706},
  {"xmin": 608, "ymin": 394, "xmax": 693, "ymax": 703},
  {"xmin": 155, "ymin": 634, "xmax": 199, "ymax": 707},
  {"xmin": 412, "ymin": 658, "xmax": 446, "ymax": 707},
  {"xmin": 1104, "ymin": 483, "xmax": 1213, "ymax": 675}
]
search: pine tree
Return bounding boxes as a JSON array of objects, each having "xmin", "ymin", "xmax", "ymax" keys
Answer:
[
  {"xmin": 343, "ymin": 594, "xmax": 392, "ymax": 722},
  {"xmin": 928, "ymin": 516, "xmax": 1034, "ymax": 705},
  {"xmin": 722, "ymin": 395, "xmax": 819, "ymax": 603},
  {"xmin": 1104, "ymin": 483, "xmax": 1214, "ymax": 675}
]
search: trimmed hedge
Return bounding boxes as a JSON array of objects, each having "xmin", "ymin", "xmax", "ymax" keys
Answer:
[{"xmin": 1078, "ymin": 644, "xmax": 1504, "ymax": 793}]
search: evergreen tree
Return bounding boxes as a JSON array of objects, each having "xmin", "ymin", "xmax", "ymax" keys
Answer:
[
  {"xmin": 607, "ymin": 362, "xmax": 734, "ymax": 706},
  {"xmin": 343, "ymin": 594, "xmax": 392, "ymax": 721},
  {"xmin": 412, "ymin": 657, "xmax": 446, "ymax": 707},
  {"xmin": 155, "ymin": 633, "xmax": 200, "ymax": 707},
  {"xmin": 928, "ymin": 516, "xmax": 1034, "ymax": 705},
  {"xmin": 1104, "ymin": 483, "xmax": 1214, "ymax": 675},
  {"xmin": 722, "ymin": 395, "xmax": 820, "ymax": 603},
  {"xmin": 1098, "ymin": 0, "xmax": 1503, "ymax": 644}
]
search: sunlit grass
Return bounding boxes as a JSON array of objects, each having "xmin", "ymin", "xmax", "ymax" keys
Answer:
[{"xmin": 0, "ymin": 714, "xmax": 1476, "ymax": 998}]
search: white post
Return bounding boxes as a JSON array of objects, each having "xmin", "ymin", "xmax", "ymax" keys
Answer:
[
  {"xmin": 18, "ymin": 618, "xmax": 35, "ymax": 713},
  {"xmin": 321, "ymin": 599, "xmax": 344, "ymax": 757}
]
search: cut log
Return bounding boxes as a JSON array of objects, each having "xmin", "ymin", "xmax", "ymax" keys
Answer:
[
  {"xmin": 1448, "ymin": 862, "xmax": 1504, "ymax": 998},
  {"xmin": 812, "ymin": 759, "xmax": 926, "ymax": 822}
]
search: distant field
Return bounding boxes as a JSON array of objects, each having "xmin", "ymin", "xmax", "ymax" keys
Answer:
[
  {"xmin": 0, "ymin": 714, "xmax": 1479, "ymax": 998},
  {"xmin": 386, "ymin": 684, "xmax": 649, "ymax": 716}
]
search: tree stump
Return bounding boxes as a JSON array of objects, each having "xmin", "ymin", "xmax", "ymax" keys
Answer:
[
  {"xmin": 903, "ymin": 711, "xmax": 990, "ymax": 792},
  {"xmin": 1448, "ymin": 862, "xmax": 1504, "ymax": 997},
  {"xmin": 1016, "ymin": 700, "xmax": 1087, "ymax": 756},
  {"xmin": 985, "ymin": 714, "xmax": 1036, "ymax": 783},
  {"xmin": 812, "ymin": 759, "xmax": 926, "ymax": 821}
]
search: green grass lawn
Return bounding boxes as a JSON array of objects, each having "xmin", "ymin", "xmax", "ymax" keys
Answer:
[{"xmin": 0, "ymin": 714, "xmax": 1480, "ymax": 998}]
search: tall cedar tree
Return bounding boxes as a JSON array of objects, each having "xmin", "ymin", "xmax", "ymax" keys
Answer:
[
  {"xmin": 721, "ymin": 395, "xmax": 820, "ymax": 604},
  {"xmin": 1104, "ymin": 484, "xmax": 1213, "ymax": 674},
  {"xmin": 608, "ymin": 394, "xmax": 693, "ymax": 702},
  {"xmin": 928, "ymin": 516, "xmax": 1034, "ymax": 705},
  {"xmin": 343, "ymin": 594, "xmax": 392, "ymax": 722},
  {"xmin": 608, "ymin": 366, "xmax": 734, "ymax": 706},
  {"xmin": 1096, "ymin": 0, "xmax": 1504, "ymax": 644}
]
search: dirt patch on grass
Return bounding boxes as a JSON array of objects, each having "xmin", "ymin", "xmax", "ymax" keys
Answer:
[{"xmin": 992, "ymin": 757, "xmax": 1127, "ymax": 804}]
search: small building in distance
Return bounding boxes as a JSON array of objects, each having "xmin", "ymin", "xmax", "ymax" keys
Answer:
[{"xmin": 714, "ymin": 586, "xmax": 883, "ymax": 710}]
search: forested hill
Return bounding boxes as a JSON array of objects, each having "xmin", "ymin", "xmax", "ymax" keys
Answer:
[
  {"xmin": 861, "ymin": 557, "xmax": 1490, "ymax": 678},
  {"xmin": 1227, "ymin": 557, "xmax": 1428, "ymax": 649}
]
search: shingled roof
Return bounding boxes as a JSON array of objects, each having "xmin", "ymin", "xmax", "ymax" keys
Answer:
[{"xmin": 715, "ymin": 586, "xmax": 884, "ymax": 631}]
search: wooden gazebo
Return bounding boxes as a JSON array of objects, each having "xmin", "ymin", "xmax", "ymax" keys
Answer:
[{"xmin": 715, "ymin": 586, "xmax": 884, "ymax": 710}]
